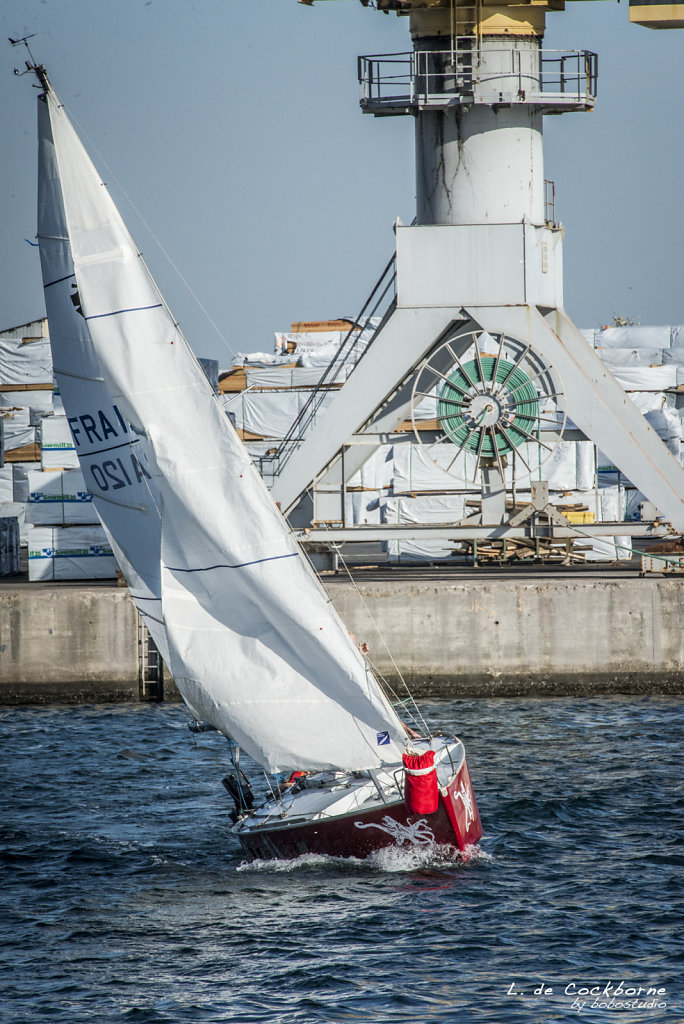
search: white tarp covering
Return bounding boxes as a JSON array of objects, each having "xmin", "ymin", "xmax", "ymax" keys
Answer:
[
  {"xmin": 233, "ymin": 352, "xmax": 296, "ymax": 367},
  {"xmin": 0, "ymin": 389, "xmax": 53, "ymax": 422},
  {"xmin": 384, "ymin": 493, "xmax": 467, "ymax": 562},
  {"xmin": 671, "ymin": 326, "xmax": 684, "ymax": 350},
  {"xmin": 11, "ymin": 463, "xmax": 35, "ymax": 504},
  {"xmin": 244, "ymin": 366, "xmax": 348, "ymax": 389},
  {"xmin": 238, "ymin": 389, "xmax": 337, "ymax": 440},
  {"xmin": 0, "ymin": 335, "xmax": 53, "ymax": 385},
  {"xmin": 40, "ymin": 414, "xmax": 79, "ymax": 469},
  {"xmin": 43, "ymin": 77, "xmax": 405, "ymax": 773},
  {"xmin": 392, "ymin": 443, "xmax": 471, "ymax": 492},
  {"xmin": 275, "ymin": 322, "xmax": 378, "ymax": 363},
  {"xmin": 596, "ymin": 347, "xmax": 665, "ymax": 367},
  {"xmin": 0, "ymin": 468, "xmax": 14, "ymax": 503},
  {"xmin": 0, "ymin": 502, "xmax": 29, "ymax": 546},
  {"xmin": 238, "ymin": 390, "xmax": 300, "ymax": 437},
  {"xmin": 0, "ymin": 407, "xmax": 36, "ymax": 453},
  {"xmin": 610, "ymin": 365, "xmax": 677, "ymax": 392},
  {"xmin": 594, "ymin": 326, "xmax": 673, "ymax": 349},
  {"xmin": 347, "ymin": 446, "xmax": 394, "ymax": 492},
  {"xmin": 345, "ymin": 489, "xmax": 383, "ymax": 526},
  {"xmin": 26, "ymin": 468, "xmax": 98, "ymax": 526},
  {"xmin": 391, "ymin": 440, "xmax": 594, "ymax": 494},
  {"xmin": 27, "ymin": 524, "xmax": 117, "ymax": 581}
]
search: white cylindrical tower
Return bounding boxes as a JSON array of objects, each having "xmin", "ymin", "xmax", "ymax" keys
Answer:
[
  {"xmin": 358, "ymin": 2, "xmax": 596, "ymax": 227},
  {"xmin": 410, "ymin": 10, "xmax": 549, "ymax": 227},
  {"xmin": 415, "ymin": 95, "xmax": 545, "ymax": 226},
  {"xmin": 414, "ymin": 31, "xmax": 547, "ymax": 224}
]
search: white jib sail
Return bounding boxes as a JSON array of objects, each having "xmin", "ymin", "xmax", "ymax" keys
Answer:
[{"xmin": 39, "ymin": 80, "xmax": 406, "ymax": 773}]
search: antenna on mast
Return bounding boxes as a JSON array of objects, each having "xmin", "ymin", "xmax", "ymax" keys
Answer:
[
  {"xmin": 9, "ymin": 35, "xmax": 49, "ymax": 93},
  {"xmin": 9, "ymin": 33, "xmax": 37, "ymax": 62}
]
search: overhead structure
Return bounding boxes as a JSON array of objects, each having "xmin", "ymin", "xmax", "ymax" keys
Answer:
[{"xmin": 273, "ymin": 0, "xmax": 684, "ymax": 558}]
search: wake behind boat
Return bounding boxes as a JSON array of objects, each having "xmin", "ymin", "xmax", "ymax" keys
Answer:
[{"xmin": 27, "ymin": 56, "xmax": 482, "ymax": 861}]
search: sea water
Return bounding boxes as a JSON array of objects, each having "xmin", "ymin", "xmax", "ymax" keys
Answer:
[{"xmin": 0, "ymin": 696, "xmax": 682, "ymax": 1023}]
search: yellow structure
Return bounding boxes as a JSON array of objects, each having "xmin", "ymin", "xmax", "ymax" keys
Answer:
[
  {"xmin": 628, "ymin": 0, "xmax": 684, "ymax": 28},
  {"xmin": 300, "ymin": 0, "xmax": 684, "ymax": 32}
]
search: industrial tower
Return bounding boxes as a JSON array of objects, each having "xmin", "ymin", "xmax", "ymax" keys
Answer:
[{"xmin": 269, "ymin": 0, "xmax": 684, "ymax": 560}]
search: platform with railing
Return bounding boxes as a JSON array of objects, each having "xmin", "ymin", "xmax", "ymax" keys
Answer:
[{"xmin": 358, "ymin": 46, "xmax": 598, "ymax": 115}]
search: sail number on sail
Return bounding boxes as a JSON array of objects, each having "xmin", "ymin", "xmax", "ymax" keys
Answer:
[{"xmin": 67, "ymin": 405, "xmax": 152, "ymax": 492}]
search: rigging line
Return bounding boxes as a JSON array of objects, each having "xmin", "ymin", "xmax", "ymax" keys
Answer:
[
  {"xmin": 331, "ymin": 545, "xmax": 430, "ymax": 736},
  {"xmin": 65, "ymin": 108, "xmax": 238, "ymax": 361},
  {"xmin": 263, "ymin": 771, "xmax": 284, "ymax": 812},
  {"xmin": 365, "ymin": 657, "xmax": 424, "ymax": 730}
]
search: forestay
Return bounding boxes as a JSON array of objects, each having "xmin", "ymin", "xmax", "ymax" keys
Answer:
[{"xmin": 38, "ymin": 77, "xmax": 406, "ymax": 773}]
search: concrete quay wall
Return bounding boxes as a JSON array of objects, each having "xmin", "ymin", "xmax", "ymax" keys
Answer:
[
  {"xmin": 0, "ymin": 585, "xmax": 140, "ymax": 704},
  {"xmin": 327, "ymin": 575, "xmax": 684, "ymax": 696},
  {"xmin": 0, "ymin": 575, "xmax": 683, "ymax": 703}
]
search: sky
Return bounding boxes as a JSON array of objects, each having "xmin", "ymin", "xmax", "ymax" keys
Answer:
[{"xmin": 1, "ymin": 0, "xmax": 683, "ymax": 370}]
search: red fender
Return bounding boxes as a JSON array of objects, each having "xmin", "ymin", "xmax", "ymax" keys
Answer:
[{"xmin": 403, "ymin": 750, "xmax": 439, "ymax": 814}]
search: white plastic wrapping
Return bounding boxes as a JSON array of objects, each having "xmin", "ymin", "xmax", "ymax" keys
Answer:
[
  {"xmin": 11, "ymin": 463, "xmax": 35, "ymax": 504},
  {"xmin": 26, "ymin": 468, "xmax": 98, "ymax": 526},
  {"xmin": 595, "ymin": 326, "xmax": 673, "ymax": 349},
  {"xmin": 238, "ymin": 389, "xmax": 337, "ymax": 439},
  {"xmin": 27, "ymin": 524, "xmax": 117, "ymax": 581},
  {"xmin": 0, "ymin": 407, "xmax": 36, "ymax": 452},
  {"xmin": 610, "ymin": 365, "xmax": 677, "ymax": 392},
  {"xmin": 0, "ymin": 334, "xmax": 53, "ymax": 385},
  {"xmin": 0, "ymin": 468, "xmax": 14, "ymax": 503},
  {"xmin": 0, "ymin": 390, "xmax": 53, "ymax": 422},
  {"xmin": 40, "ymin": 415, "xmax": 79, "ymax": 469},
  {"xmin": 596, "ymin": 347, "xmax": 665, "ymax": 367},
  {"xmin": 384, "ymin": 493, "xmax": 467, "ymax": 562}
]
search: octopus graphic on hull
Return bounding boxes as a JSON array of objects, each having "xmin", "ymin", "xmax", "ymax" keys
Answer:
[{"xmin": 354, "ymin": 815, "xmax": 436, "ymax": 847}]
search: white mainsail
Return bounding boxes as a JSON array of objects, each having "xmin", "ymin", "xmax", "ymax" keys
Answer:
[
  {"xmin": 37, "ymin": 92, "xmax": 170, "ymax": 666},
  {"xmin": 37, "ymin": 74, "xmax": 406, "ymax": 773}
]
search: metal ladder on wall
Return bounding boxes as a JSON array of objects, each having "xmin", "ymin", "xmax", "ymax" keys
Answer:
[{"xmin": 138, "ymin": 617, "xmax": 164, "ymax": 701}]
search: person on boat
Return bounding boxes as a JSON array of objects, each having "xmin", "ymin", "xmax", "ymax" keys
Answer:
[
  {"xmin": 350, "ymin": 632, "xmax": 370, "ymax": 656},
  {"xmin": 283, "ymin": 770, "xmax": 308, "ymax": 788}
]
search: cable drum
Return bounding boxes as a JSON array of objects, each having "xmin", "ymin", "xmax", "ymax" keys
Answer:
[{"xmin": 411, "ymin": 330, "xmax": 567, "ymax": 485}]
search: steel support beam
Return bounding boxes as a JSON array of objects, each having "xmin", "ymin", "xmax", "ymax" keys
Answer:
[
  {"xmin": 296, "ymin": 522, "xmax": 667, "ymax": 543},
  {"xmin": 466, "ymin": 305, "xmax": 684, "ymax": 532},
  {"xmin": 271, "ymin": 305, "xmax": 466, "ymax": 514}
]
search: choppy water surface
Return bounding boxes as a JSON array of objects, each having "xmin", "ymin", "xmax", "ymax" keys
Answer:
[{"xmin": 1, "ymin": 696, "xmax": 682, "ymax": 1023}]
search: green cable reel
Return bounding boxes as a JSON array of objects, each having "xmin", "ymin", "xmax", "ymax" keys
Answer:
[{"xmin": 437, "ymin": 355, "xmax": 540, "ymax": 458}]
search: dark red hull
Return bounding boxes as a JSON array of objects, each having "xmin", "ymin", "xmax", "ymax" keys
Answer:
[{"xmin": 237, "ymin": 759, "xmax": 482, "ymax": 861}]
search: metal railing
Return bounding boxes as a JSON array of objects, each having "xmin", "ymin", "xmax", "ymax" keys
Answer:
[
  {"xmin": 359, "ymin": 45, "xmax": 598, "ymax": 109},
  {"xmin": 258, "ymin": 252, "xmax": 398, "ymax": 483}
]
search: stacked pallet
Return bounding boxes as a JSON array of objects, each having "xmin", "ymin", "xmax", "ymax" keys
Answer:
[{"xmin": 0, "ymin": 319, "xmax": 115, "ymax": 579}]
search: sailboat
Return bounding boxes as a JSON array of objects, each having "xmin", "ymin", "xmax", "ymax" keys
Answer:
[{"xmin": 31, "ymin": 60, "xmax": 482, "ymax": 860}]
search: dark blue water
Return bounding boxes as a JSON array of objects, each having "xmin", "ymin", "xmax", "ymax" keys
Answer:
[{"xmin": 1, "ymin": 697, "xmax": 682, "ymax": 1023}]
